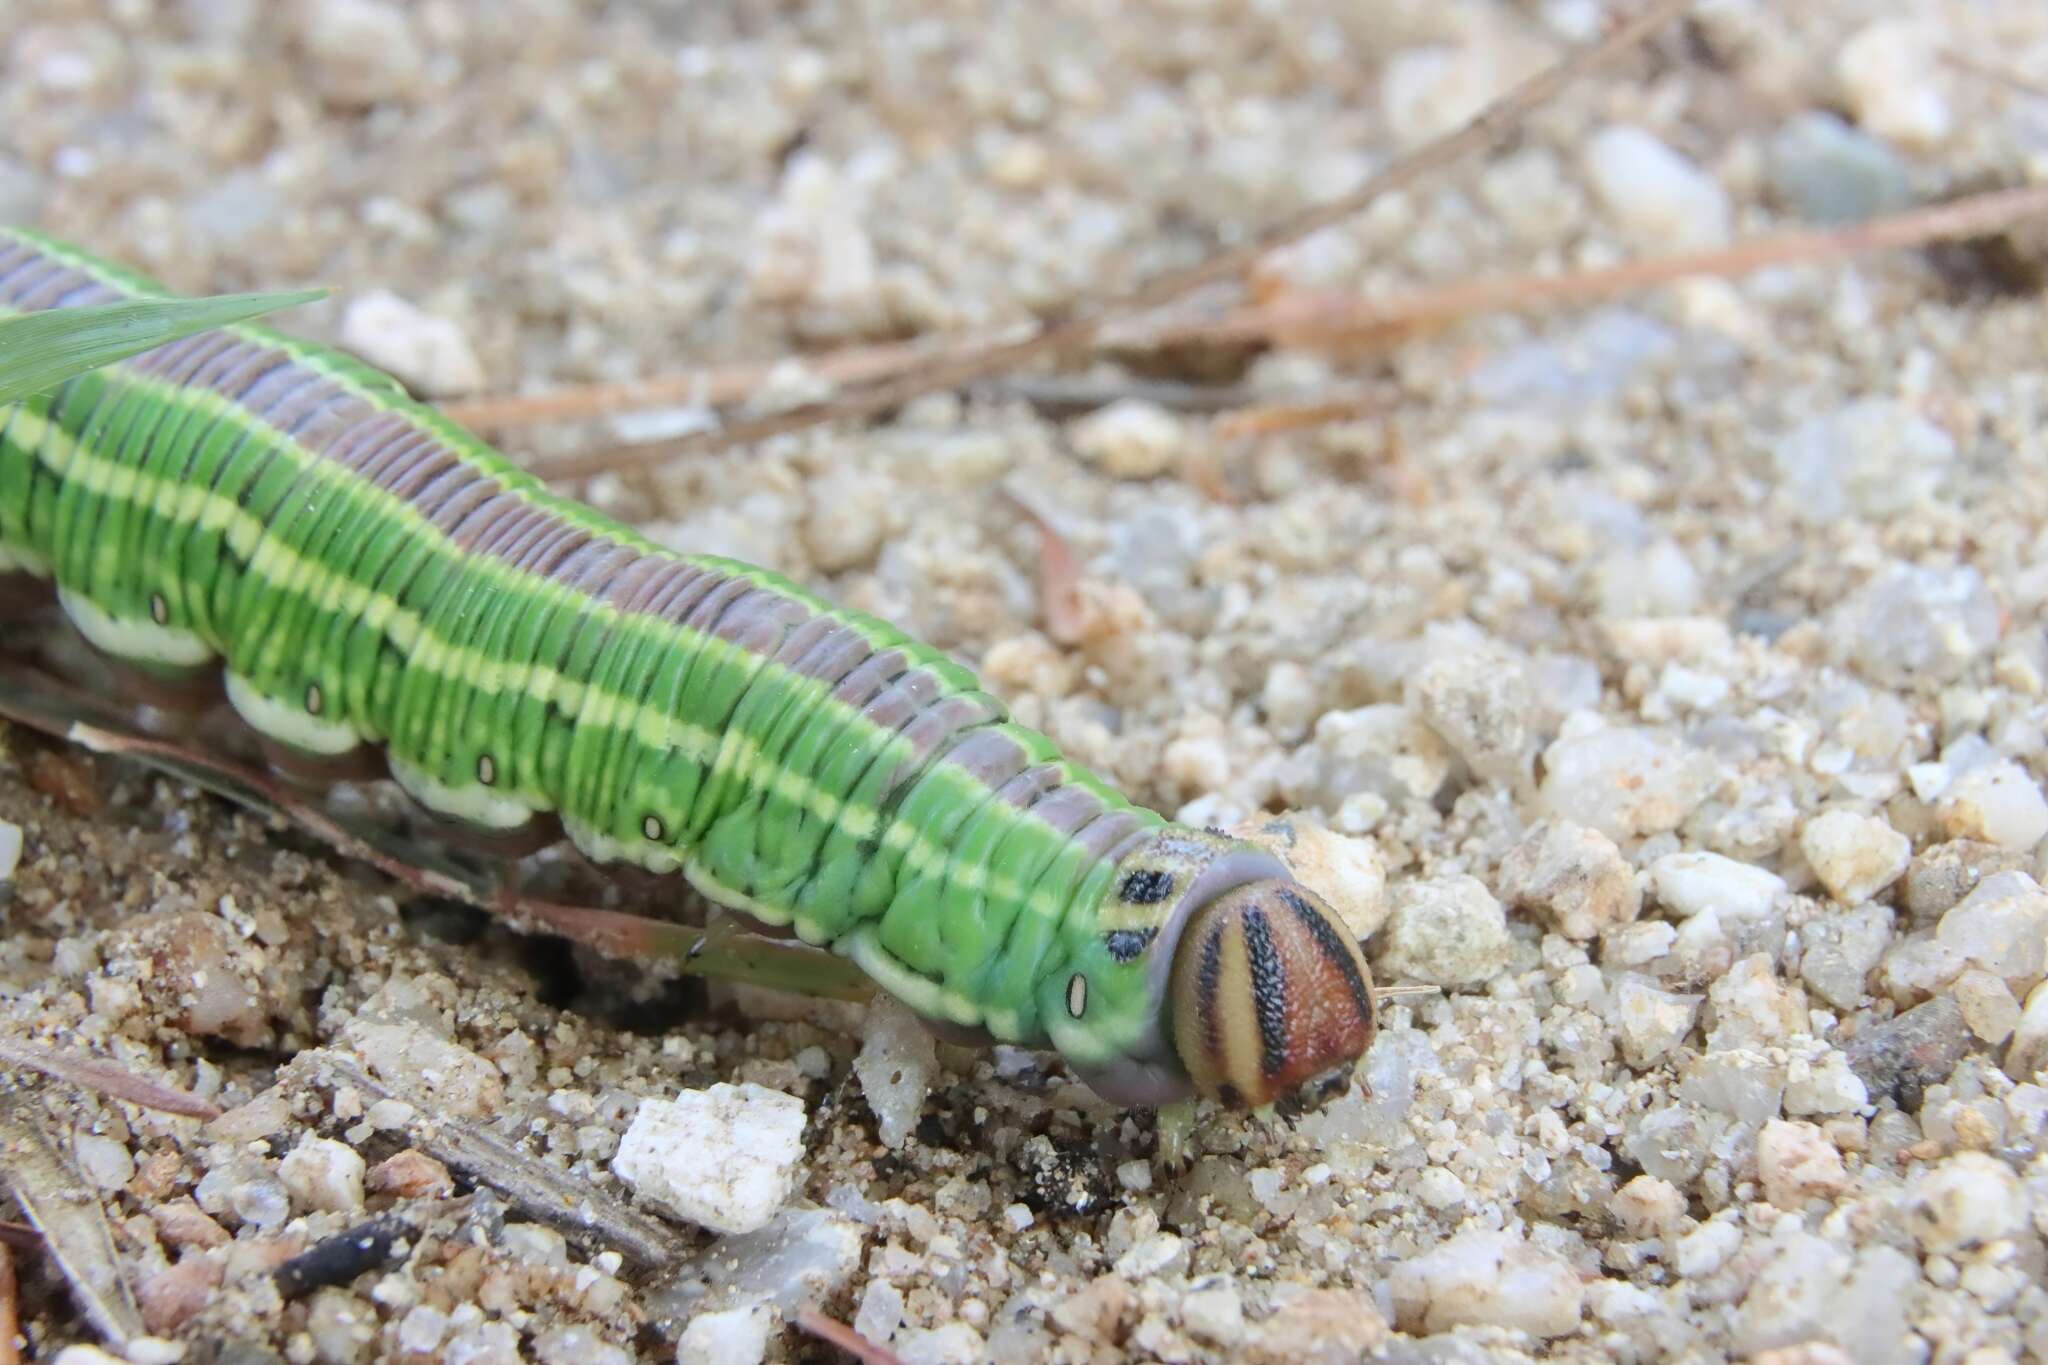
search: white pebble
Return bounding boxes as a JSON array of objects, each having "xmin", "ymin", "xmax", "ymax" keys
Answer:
[
  {"xmin": 340, "ymin": 290, "xmax": 485, "ymax": 396},
  {"xmin": 1757, "ymin": 1119, "xmax": 1846, "ymax": 1209},
  {"xmin": 278, "ymin": 1135, "xmax": 366, "ymax": 1214},
  {"xmin": 1937, "ymin": 872, "xmax": 2048, "ymax": 988},
  {"xmin": 896, "ymin": 1323, "xmax": 987, "ymax": 1365},
  {"xmin": 853, "ymin": 996, "xmax": 937, "ymax": 1151},
  {"xmin": 1584, "ymin": 125, "xmax": 1729, "ymax": 250},
  {"xmin": 1800, "ymin": 809, "xmax": 1909, "ymax": 905},
  {"xmin": 1837, "ymin": 20, "xmax": 1952, "ymax": 149},
  {"xmin": 1069, "ymin": 399, "xmax": 1184, "ymax": 480},
  {"xmin": 1707, "ymin": 955, "xmax": 1807, "ymax": 1050},
  {"xmin": 676, "ymin": 1306, "xmax": 773, "ymax": 1365},
  {"xmin": 1672, "ymin": 1217, "xmax": 1743, "ymax": 1278},
  {"xmin": 1771, "ymin": 399, "xmax": 1955, "ymax": 526},
  {"xmin": 1498, "ymin": 820, "xmax": 1641, "ymax": 941},
  {"xmin": 1939, "ymin": 761, "xmax": 2048, "ymax": 851},
  {"xmin": 71, "ymin": 1131, "xmax": 134, "ymax": 1192},
  {"xmin": 853, "ymin": 1278, "xmax": 904, "ymax": 1345},
  {"xmin": 1389, "ymin": 1227, "xmax": 1586, "ymax": 1338},
  {"xmin": 1905, "ymin": 1151, "xmax": 2025, "ymax": 1252},
  {"xmin": 1233, "ymin": 817, "xmax": 1388, "ymax": 940},
  {"xmin": 613, "ymin": 1083, "xmax": 806, "ymax": 1235},
  {"xmin": 1650, "ymin": 851, "xmax": 1785, "ymax": 920},
  {"xmin": 1539, "ymin": 725, "xmax": 1719, "ymax": 841},
  {"xmin": 1783, "ymin": 1048, "xmax": 1869, "ymax": 1116},
  {"xmin": 1833, "ymin": 565, "xmax": 2000, "ymax": 689},
  {"xmin": 1374, "ymin": 874, "xmax": 1510, "ymax": 988},
  {"xmin": 1954, "ymin": 969, "xmax": 2022, "ymax": 1045},
  {"xmin": 300, "ymin": 0, "xmax": 424, "ymax": 106},
  {"xmin": 0, "ymin": 819, "xmax": 20, "ymax": 882},
  {"xmin": 1609, "ymin": 975, "xmax": 1700, "ymax": 1069}
]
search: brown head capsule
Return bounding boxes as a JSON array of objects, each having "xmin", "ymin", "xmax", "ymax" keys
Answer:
[{"xmin": 1167, "ymin": 879, "xmax": 1376, "ymax": 1108}]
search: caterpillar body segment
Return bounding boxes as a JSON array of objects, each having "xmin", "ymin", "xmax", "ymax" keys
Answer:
[{"xmin": 0, "ymin": 228, "xmax": 1377, "ymax": 1108}]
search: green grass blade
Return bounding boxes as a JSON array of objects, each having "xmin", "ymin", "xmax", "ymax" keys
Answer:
[{"xmin": 0, "ymin": 288, "xmax": 326, "ymax": 404}]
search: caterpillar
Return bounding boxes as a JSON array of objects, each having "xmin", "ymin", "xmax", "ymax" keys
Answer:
[{"xmin": 0, "ymin": 228, "xmax": 1375, "ymax": 1110}]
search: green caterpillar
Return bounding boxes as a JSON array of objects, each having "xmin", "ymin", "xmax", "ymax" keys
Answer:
[{"xmin": 0, "ymin": 228, "xmax": 1375, "ymax": 1109}]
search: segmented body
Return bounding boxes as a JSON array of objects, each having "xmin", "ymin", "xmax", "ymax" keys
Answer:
[{"xmin": 0, "ymin": 229, "xmax": 1377, "ymax": 1104}]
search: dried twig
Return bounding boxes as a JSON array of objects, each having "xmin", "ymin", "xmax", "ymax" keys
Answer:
[
  {"xmin": 0, "ymin": 1094, "xmax": 143, "ymax": 1348},
  {"xmin": 296, "ymin": 1050, "xmax": 687, "ymax": 1269},
  {"xmin": 1001, "ymin": 493, "xmax": 1086, "ymax": 647},
  {"xmin": 526, "ymin": 0, "xmax": 1694, "ymax": 484},
  {"xmin": 1138, "ymin": 182, "xmax": 2048, "ymax": 351},
  {"xmin": 439, "ymin": 337, "xmax": 942, "ymax": 431},
  {"xmin": 793, "ymin": 1305, "xmax": 905, "ymax": 1365},
  {"xmin": 0, "ymin": 1039, "xmax": 221, "ymax": 1121}
]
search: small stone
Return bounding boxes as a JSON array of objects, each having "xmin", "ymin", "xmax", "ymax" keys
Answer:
[
  {"xmin": 2008, "ymin": 980, "xmax": 2048, "ymax": 1080},
  {"xmin": 1837, "ymin": 20, "xmax": 1952, "ymax": 149},
  {"xmin": 124, "ymin": 912, "xmax": 265, "ymax": 1046},
  {"xmin": 1906, "ymin": 841, "xmax": 2025, "ymax": 923},
  {"xmin": 1069, "ymin": 400, "xmax": 1184, "ymax": 480},
  {"xmin": 1584, "ymin": 125, "xmax": 1730, "ymax": 250},
  {"xmin": 1673, "ymin": 1217, "xmax": 1742, "ymax": 1277},
  {"xmin": 1233, "ymin": 817, "xmax": 1389, "ymax": 941},
  {"xmin": 1783, "ymin": 1048, "xmax": 1870, "ymax": 1116},
  {"xmin": 1832, "ymin": 565, "xmax": 2001, "ymax": 689},
  {"xmin": 1498, "ymin": 820, "xmax": 1641, "ymax": 941},
  {"xmin": 1936, "ymin": 871, "xmax": 2048, "ymax": 987},
  {"xmin": 1765, "ymin": 112, "xmax": 1912, "ymax": 225},
  {"xmin": 1539, "ymin": 725, "xmax": 1719, "ymax": 841},
  {"xmin": 1389, "ymin": 1228, "xmax": 1585, "ymax": 1338},
  {"xmin": 299, "ymin": 0, "xmax": 424, "ymax": 106},
  {"xmin": 1595, "ymin": 538, "xmax": 1703, "ymax": 619},
  {"xmin": 1771, "ymin": 399, "xmax": 1954, "ymax": 526},
  {"xmin": 1608, "ymin": 1174, "xmax": 1685, "ymax": 1236},
  {"xmin": 1879, "ymin": 935, "xmax": 1968, "ymax": 1002},
  {"xmin": 854, "ymin": 1279, "xmax": 904, "ymax": 1345},
  {"xmin": 1679, "ymin": 1050, "xmax": 1785, "ymax": 1123},
  {"xmin": 853, "ymin": 996, "xmax": 937, "ymax": 1151},
  {"xmin": 72, "ymin": 1131, "xmax": 133, "ymax": 1191},
  {"xmin": 1238, "ymin": 1289, "xmax": 1385, "ymax": 1365},
  {"xmin": 1180, "ymin": 1280, "xmax": 1245, "ymax": 1347},
  {"xmin": 150, "ymin": 1199, "xmax": 230, "ymax": 1250},
  {"xmin": 367, "ymin": 1150, "xmax": 453, "ymax": 1199},
  {"xmin": 1757, "ymin": 1119, "xmax": 1847, "ymax": 1209},
  {"xmin": 1626, "ymin": 1103, "xmax": 1724, "ymax": 1185},
  {"xmin": 897, "ymin": 1323, "xmax": 987, "ymax": 1365},
  {"xmin": 1407, "ymin": 648, "xmax": 1535, "ymax": 788},
  {"xmin": 1800, "ymin": 810, "xmax": 1909, "ymax": 904},
  {"xmin": 307, "ymin": 1287, "xmax": 377, "ymax": 1364},
  {"xmin": 1800, "ymin": 903, "xmax": 1894, "ymax": 1010},
  {"xmin": 1735, "ymin": 1234, "xmax": 1846, "ymax": 1357},
  {"xmin": 1954, "ymin": 970, "xmax": 2021, "ymax": 1045},
  {"xmin": 1905, "ymin": 1151, "xmax": 2026, "ymax": 1252},
  {"xmin": 1373, "ymin": 874, "xmax": 1510, "ymax": 988},
  {"xmin": 613, "ymin": 1083, "xmax": 805, "ymax": 1235},
  {"xmin": 0, "ymin": 819, "xmax": 20, "ymax": 882},
  {"xmin": 676, "ymin": 1306, "xmax": 773, "ymax": 1365},
  {"xmin": 1939, "ymin": 762, "xmax": 2048, "ymax": 851},
  {"xmin": 1709, "ymin": 955, "xmax": 1808, "ymax": 1050},
  {"xmin": 1609, "ymin": 975, "xmax": 1701, "ymax": 1069},
  {"xmin": 137, "ymin": 1254, "xmax": 220, "ymax": 1334},
  {"xmin": 340, "ymin": 291, "xmax": 485, "ymax": 397},
  {"xmin": 1651, "ymin": 851, "xmax": 1786, "ymax": 920},
  {"xmin": 278, "ymin": 1135, "xmax": 366, "ymax": 1214},
  {"xmin": 1844, "ymin": 996, "xmax": 1971, "ymax": 1108}
]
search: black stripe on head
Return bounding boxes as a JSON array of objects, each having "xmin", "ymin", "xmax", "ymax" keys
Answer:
[
  {"xmin": 1103, "ymin": 928, "xmax": 1158, "ymax": 963},
  {"xmin": 1278, "ymin": 887, "xmax": 1373, "ymax": 1023},
  {"xmin": 1241, "ymin": 907, "xmax": 1290, "ymax": 1082},
  {"xmin": 1198, "ymin": 920, "xmax": 1225, "ymax": 1061},
  {"xmin": 1119, "ymin": 868, "xmax": 1175, "ymax": 904}
]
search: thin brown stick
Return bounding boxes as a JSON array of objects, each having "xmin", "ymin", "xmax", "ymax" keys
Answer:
[
  {"xmin": 1140, "ymin": 183, "xmax": 2048, "ymax": 350},
  {"xmin": 793, "ymin": 1306, "xmax": 905, "ymax": 1365},
  {"xmin": 0, "ymin": 1039, "xmax": 221, "ymax": 1121},
  {"xmin": 438, "ymin": 337, "xmax": 943, "ymax": 431},
  {"xmin": 0, "ymin": 1241, "xmax": 17, "ymax": 1365},
  {"xmin": 527, "ymin": 0, "xmax": 1693, "ymax": 484}
]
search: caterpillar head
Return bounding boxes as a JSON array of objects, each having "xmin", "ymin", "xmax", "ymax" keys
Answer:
[
  {"xmin": 1167, "ymin": 878, "xmax": 1376, "ymax": 1108},
  {"xmin": 1046, "ymin": 830, "xmax": 1374, "ymax": 1109}
]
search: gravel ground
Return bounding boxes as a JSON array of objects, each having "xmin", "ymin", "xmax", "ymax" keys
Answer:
[{"xmin": 5, "ymin": 1, "xmax": 2048, "ymax": 1361}]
